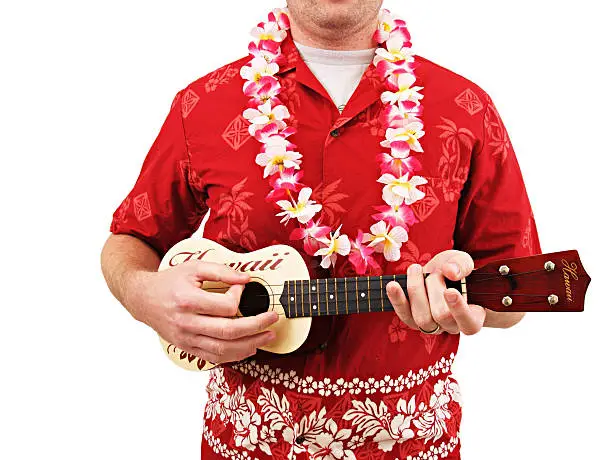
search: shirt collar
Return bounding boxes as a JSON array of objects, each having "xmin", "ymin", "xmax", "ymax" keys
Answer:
[
  {"xmin": 277, "ymin": 33, "xmax": 387, "ymax": 122},
  {"xmin": 277, "ymin": 33, "xmax": 301, "ymax": 75},
  {"xmin": 278, "ymin": 34, "xmax": 384, "ymax": 85}
]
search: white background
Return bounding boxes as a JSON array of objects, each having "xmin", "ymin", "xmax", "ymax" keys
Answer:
[{"xmin": 1, "ymin": 0, "xmax": 610, "ymax": 458}]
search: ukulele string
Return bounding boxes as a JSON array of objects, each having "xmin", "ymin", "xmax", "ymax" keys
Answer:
[
  {"xmin": 229, "ymin": 291, "xmax": 554, "ymax": 310},
  {"xmin": 201, "ymin": 267, "xmax": 553, "ymax": 292},
  {"xmin": 464, "ymin": 268, "xmax": 549, "ymax": 284}
]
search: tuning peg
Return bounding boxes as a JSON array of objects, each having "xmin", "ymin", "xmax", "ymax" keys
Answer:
[
  {"xmin": 499, "ymin": 265, "xmax": 510, "ymax": 276},
  {"xmin": 502, "ymin": 296, "xmax": 513, "ymax": 307},
  {"xmin": 548, "ymin": 294, "xmax": 559, "ymax": 306},
  {"xmin": 544, "ymin": 261, "xmax": 555, "ymax": 272}
]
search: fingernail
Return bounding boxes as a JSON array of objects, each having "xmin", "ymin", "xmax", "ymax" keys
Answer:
[
  {"xmin": 448, "ymin": 263, "xmax": 460, "ymax": 277},
  {"xmin": 409, "ymin": 264, "xmax": 421, "ymax": 275},
  {"xmin": 444, "ymin": 290, "xmax": 458, "ymax": 305}
]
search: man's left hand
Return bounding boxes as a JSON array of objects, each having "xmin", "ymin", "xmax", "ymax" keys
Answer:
[{"xmin": 386, "ymin": 250, "xmax": 486, "ymax": 335}]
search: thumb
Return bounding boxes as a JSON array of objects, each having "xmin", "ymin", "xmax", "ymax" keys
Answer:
[{"xmin": 188, "ymin": 261, "xmax": 251, "ymax": 284}]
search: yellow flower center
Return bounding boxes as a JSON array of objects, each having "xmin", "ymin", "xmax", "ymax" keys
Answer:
[
  {"xmin": 292, "ymin": 202, "xmax": 306, "ymax": 213},
  {"xmin": 393, "ymin": 180, "xmax": 413, "ymax": 191},
  {"xmin": 260, "ymin": 33, "xmax": 274, "ymax": 41}
]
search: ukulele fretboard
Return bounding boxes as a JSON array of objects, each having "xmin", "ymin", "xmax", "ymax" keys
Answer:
[{"xmin": 280, "ymin": 275, "xmax": 462, "ymax": 318}]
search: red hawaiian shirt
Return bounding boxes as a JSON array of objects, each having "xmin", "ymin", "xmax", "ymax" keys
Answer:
[{"xmin": 111, "ymin": 36, "xmax": 540, "ymax": 459}]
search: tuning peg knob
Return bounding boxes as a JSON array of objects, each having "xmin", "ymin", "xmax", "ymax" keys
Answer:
[
  {"xmin": 548, "ymin": 294, "xmax": 559, "ymax": 306},
  {"xmin": 502, "ymin": 296, "xmax": 513, "ymax": 307},
  {"xmin": 544, "ymin": 261, "xmax": 555, "ymax": 272},
  {"xmin": 499, "ymin": 265, "xmax": 510, "ymax": 276}
]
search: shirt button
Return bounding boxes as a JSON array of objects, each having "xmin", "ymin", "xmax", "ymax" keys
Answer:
[
  {"xmin": 330, "ymin": 129, "xmax": 340, "ymax": 138},
  {"xmin": 296, "ymin": 435, "xmax": 306, "ymax": 445}
]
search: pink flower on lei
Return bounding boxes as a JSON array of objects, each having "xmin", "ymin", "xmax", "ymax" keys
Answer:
[
  {"xmin": 372, "ymin": 204, "xmax": 418, "ymax": 229},
  {"xmin": 349, "ymin": 230, "xmax": 381, "ymax": 275},
  {"xmin": 377, "ymin": 141, "xmax": 422, "ymax": 176},
  {"xmin": 374, "ymin": 9, "xmax": 411, "ymax": 45},
  {"xmin": 244, "ymin": 76, "xmax": 282, "ymax": 108},
  {"xmin": 290, "ymin": 218, "xmax": 331, "ymax": 256},
  {"xmin": 266, "ymin": 167, "xmax": 304, "ymax": 202}
]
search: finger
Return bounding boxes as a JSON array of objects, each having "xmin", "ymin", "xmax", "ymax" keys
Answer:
[
  {"xmin": 444, "ymin": 288, "xmax": 485, "ymax": 335},
  {"xmin": 179, "ymin": 284, "xmax": 244, "ymax": 317},
  {"xmin": 191, "ymin": 330, "xmax": 276, "ymax": 364},
  {"xmin": 181, "ymin": 311, "xmax": 279, "ymax": 340},
  {"xmin": 406, "ymin": 264, "xmax": 438, "ymax": 332},
  {"xmin": 426, "ymin": 270, "xmax": 459, "ymax": 334},
  {"xmin": 185, "ymin": 261, "xmax": 251, "ymax": 285},
  {"xmin": 440, "ymin": 253, "xmax": 475, "ymax": 282},
  {"xmin": 386, "ymin": 281, "xmax": 418, "ymax": 329}
]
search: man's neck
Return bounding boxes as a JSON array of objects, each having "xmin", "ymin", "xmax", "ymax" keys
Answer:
[{"xmin": 288, "ymin": 14, "xmax": 378, "ymax": 51}]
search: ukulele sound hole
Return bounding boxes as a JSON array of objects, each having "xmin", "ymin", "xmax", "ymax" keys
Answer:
[{"xmin": 238, "ymin": 282, "xmax": 271, "ymax": 317}]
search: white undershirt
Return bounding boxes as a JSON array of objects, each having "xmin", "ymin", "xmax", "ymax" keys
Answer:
[{"xmin": 294, "ymin": 42, "xmax": 376, "ymax": 113}]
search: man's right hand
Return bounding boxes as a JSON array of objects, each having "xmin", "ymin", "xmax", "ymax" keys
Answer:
[{"xmin": 128, "ymin": 261, "xmax": 278, "ymax": 364}]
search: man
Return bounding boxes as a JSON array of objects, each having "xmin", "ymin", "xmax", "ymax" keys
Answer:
[{"xmin": 101, "ymin": 1, "xmax": 540, "ymax": 458}]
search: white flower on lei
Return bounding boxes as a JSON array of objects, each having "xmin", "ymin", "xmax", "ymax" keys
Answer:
[
  {"xmin": 255, "ymin": 136, "xmax": 302, "ymax": 178},
  {"xmin": 374, "ymin": 9, "xmax": 407, "ymax": 43},
  {"xmin": 243, "ymin": 99, "xmax": 289, "ymax": 126},
  {"xmin": 362, "ymin": 221, "xmax": 408, "ymax": 262},
  {"xmin": 314, "ymin": 226, "xmax": 351, "ymax": 269},
  {"xmin": 276, "ymin": 187, "xmax": 322, "ymax": 225},
  {"xmin": 381, "ymin": 72, "xmax": 424, "ymax": 106},
  {"xmin": 381, "ymin": 120, "xmax": 425, "ymax": 152},
  {"xmin": 373, "ymin": 30, "xmax": 415, "ymax": 69},
  {"xmin": 378, "ymin": 173, "xmax": 428, "ymax": 207},
  {"xmin": 240, "ymin": 56, "xmax": 279, "ymax": 84},
  {"xmin": 251, "ymin": 21, "xmax": 287, "ymax": 43}
]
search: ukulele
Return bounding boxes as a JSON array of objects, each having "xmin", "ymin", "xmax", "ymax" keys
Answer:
[{"xmin": 158, "ymin": 238, "xmax": 591, "ymax": 371}]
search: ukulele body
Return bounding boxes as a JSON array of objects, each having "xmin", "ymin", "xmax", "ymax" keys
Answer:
[{"xmin": 158, "ymin": 238, "xmax": 312, "ymax": 371}]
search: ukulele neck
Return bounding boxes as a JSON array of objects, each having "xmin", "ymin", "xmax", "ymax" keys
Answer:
[
  {"xmin": 279, "ymin": 250, "xmax": 590, "ymax": 317},
  {"xmin": 280, "ymin": 275, "xmax": 464, "ymax": 318}
]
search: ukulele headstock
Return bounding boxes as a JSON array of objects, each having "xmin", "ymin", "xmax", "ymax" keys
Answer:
[{"xmin": 467, "ymin": 250, "xmax": 590, "ymax": 312}]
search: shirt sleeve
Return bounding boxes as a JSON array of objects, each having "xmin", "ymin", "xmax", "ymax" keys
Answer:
[
  {"xmin": 453, "ymin": 94, "xmax": 541, "ymax": 268},
  {"xmin": 110, "ymin": 90, "xmax": 208, "ymax": 256}
]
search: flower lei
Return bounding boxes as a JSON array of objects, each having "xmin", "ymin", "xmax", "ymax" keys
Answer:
[{"xmin": 241, "ymin": 8, "xmax": 427, "ymax": 275}]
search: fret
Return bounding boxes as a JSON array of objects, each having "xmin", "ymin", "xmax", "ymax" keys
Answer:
[
  {"xmin": 304, "ymin": 280, "xmax": 311, "ymax": 317},
  {"xmin": 300, "ymin": 279, "xmax": 304, "ymax": 318},
  {"xmin": 325, "ymin": 278, "xmax": 329, "ymax": 315},
  {"xmin": 367, "ymin": 277, "xmax": 371, "ymax": 313},
  {"xmin": 293, "ymin": 280, "xmax": 298, "ymax": 318},
  {"xmin": 288, "ymin": 280, "xmax": 293, "ymax": 318},
  {"xmin": 294, "ymin": 280, "xmax": 299, "ymax": 318},
  {"xmin": 334, "ymin": 278, "xmax": 338, "ymax": 315},
  {"xmin": 344, "ymin": 277, "xmax": 349, "ymax": 315},
  {"xmin": 357, "ymin": 277, "xmax": 370, "ymax": 314},
  {"xmin": 379, "ymin": 275, "xmax": 384, "ymax": 312},
  {"xmin": 354, "ymin": 277, "xmax": 359, "ymax": 312},
  {"xmin": 319, "ymin": 279, "xmax": 324, "ymax": 316},
  {"xmin": 308, "ymin": 279, "xmax": 313, "ymax": 316},
  {"xmin": 317, "ymin": 279, "xmax": 322, "ymax": 316}
]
